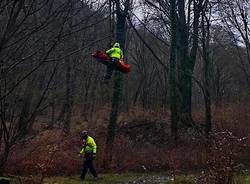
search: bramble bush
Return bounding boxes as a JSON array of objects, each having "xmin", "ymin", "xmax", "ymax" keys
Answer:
[{"xmin": 197, "ymin": 131, "xmax": 247, "ymax": 184}]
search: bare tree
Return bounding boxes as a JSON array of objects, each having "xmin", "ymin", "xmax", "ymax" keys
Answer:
[
  {"xmin": 217, "ymin": 0, "xmax": 250, "ymax": 88},
  {"xmin": 0, "ymin": 0, "xmax": 109, "ymax": 172},
  {"xmin": 105, "ymin": 0, "xmax": 131, "ymax": 168},
  {"xmin": 169, "ymin": 0, "xmax": 179, "ymax": 141},
  {"xmin": 201, "ymin": 0, "xmax": 212, "ymax": 136}
]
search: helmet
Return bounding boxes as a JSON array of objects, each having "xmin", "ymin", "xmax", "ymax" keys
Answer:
[
  {"xmin": 80, "ymin": 130, "xmax": 88, "ymax": 139},
  {"xmin": 113, "ymin": 42, "xmax": 120, "ymax": 48}
]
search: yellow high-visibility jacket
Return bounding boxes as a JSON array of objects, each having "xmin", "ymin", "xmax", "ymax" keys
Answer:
[
  {"xmin": 106, "ymin": 47, "xmax": 123, "ymax": 60},
  {"xmin": 80, "ymin": 136, "xmax": 97, "ymax": 154}
]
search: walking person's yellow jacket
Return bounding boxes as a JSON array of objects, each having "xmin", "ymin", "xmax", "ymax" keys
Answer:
[{"xmin": 80, "ymin": 136, "xmax": 97, "ymax": 154}]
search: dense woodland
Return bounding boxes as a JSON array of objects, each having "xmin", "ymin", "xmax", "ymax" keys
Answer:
[{"xmin": 0, "ymin": 0, "xmax": 250, "ymax": 183}]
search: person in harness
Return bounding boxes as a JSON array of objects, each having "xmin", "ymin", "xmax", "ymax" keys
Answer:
[
  {"xmin": 104, "ymin": 42, "xmax": 124, "ymax": 82},
  {"xmin": 79, "ymin": 130, "xmax": 98, "ymax": 181}
]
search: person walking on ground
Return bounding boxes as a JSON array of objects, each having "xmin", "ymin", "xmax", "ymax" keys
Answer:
[{"xmin": 79, "ymin": 130, "xmax": 98, "ymax": 181}]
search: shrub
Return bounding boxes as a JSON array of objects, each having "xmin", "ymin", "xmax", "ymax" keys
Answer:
[{"xmin": 197, "ymin": 131, "xmax": 247, "ymax": 184}]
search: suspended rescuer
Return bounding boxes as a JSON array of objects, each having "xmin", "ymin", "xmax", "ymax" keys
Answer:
[{"xmin": 104, "ymin": 42, "xmax": 124, "ymax": 82}]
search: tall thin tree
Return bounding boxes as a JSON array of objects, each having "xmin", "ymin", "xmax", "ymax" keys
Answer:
[
  {"xmin": 169, "ymin": 0, "xmax": 179, "ymax": 141},
  {"xmin": 105, "ymin": 0, "xmax": 131, "ymax": 167}
]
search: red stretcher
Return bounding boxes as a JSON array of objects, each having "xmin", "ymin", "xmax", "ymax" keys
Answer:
[{"xmin": 91, "ymin": 51, "xmax": 131, "ymax": 73}]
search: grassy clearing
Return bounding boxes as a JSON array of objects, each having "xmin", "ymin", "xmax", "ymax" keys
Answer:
[
  {"xmin": 221, "ymin": 174, "xmax": 250, "ymax": 184},
  {"xmin": 0, "ymin": 177, "xmax": 12, "ymax": 179},
  {"xmin": 43, "ymin": 173, "xmax": 143, "ymax": 184},
  {"xmin": 167, "ymin": 175, "xmax": 195, "ymax": 184},
  {"xmin": 34, "ymin": 173, "xmax": 250, "ymax": 184},
  {"xmin": 43, "ymin": 173, "xmax": 196, "ymax": 184},
  {"xmin": 0, "ymin": 177, "xmax": 15, "ymax": 184},
  {"xmin": 246, "ymin": 176, "xmax": 250, "ymax": 181},
  {"xmin": 245, "ymin": 177, "xmax": 250, "ymax": 183},
  {"xmin": 167, "ymin": 174, "xmax": 250, "ymax": 184}
]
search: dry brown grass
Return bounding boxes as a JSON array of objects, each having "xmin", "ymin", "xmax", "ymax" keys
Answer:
[{"xmin": 4, "ymin": 103, "xmax": 250, "ymax": 177}]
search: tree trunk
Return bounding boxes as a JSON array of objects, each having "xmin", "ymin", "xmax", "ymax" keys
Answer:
[
  {"xmin": 201, "ymin": 4, "xmax": 212, "ymax": 136},
  {"xmin": 18, "ymin": 78, "xmax": 35, "ymax": 137},
  {"xmin": 50, "ymin": 90, "xmax": 56, "ymax": 127},
  {"xmin": 177, "ymin": 0, "xmax": 202, "ymax": 126},
  {"xmin": 0, "ymin": 144, "xmax": 10, "ymax": 175},
  {"xmin": 176, "ymin": 0, "xmax": 193, "ymax": 125},
  {"xmin": 64, "ymin": 56, "xmax": 73, "ymax": 131},
  {"xmin": 105, "ymin": 0, "xmax": 129, "ymax": 168},
  {"xmin": 57, "ymin": 57, "xmax": 74, "ymax": 131},
  {"xmin": 169, "ymin": 0, "xmax": 178, "ymax": 141}
]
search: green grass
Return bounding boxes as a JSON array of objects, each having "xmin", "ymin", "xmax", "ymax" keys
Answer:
[
  {"xmin": 235, "ymin": 174, "xmax": 250, "ymax": 184},
  {"xmin": 0, "ymin": 177, "xmax": 12, "ymax": 180},
  {"xmin": 34, "ymin": 173, "xmax": 250, "ymax": 184},
  {"xmin": 43, "ymin": 173, "xmax": 143, "ymax": 184},
  {"xmin": 0, "ymin": 177, "xmax": 15, "ymax": 184},
  {"xmin": 167, "ymin": 174, "xmax": 250, "ymax": 184},
  {"xmin": 167, "ymin": 175, "xmax": 196, "ymax": 184},
  {"xmin": 243, "ymin": 175, "xmax": 250, "ymax": 184}
]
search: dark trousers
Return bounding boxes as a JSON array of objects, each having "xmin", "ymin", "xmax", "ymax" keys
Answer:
[
  {"xmin": 80, "ymin": 156, "xmax": 97, "ymax": 180},
  {"xmin": 104, "ymin": 58, "xmax": 118, "ymax": 80}
]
